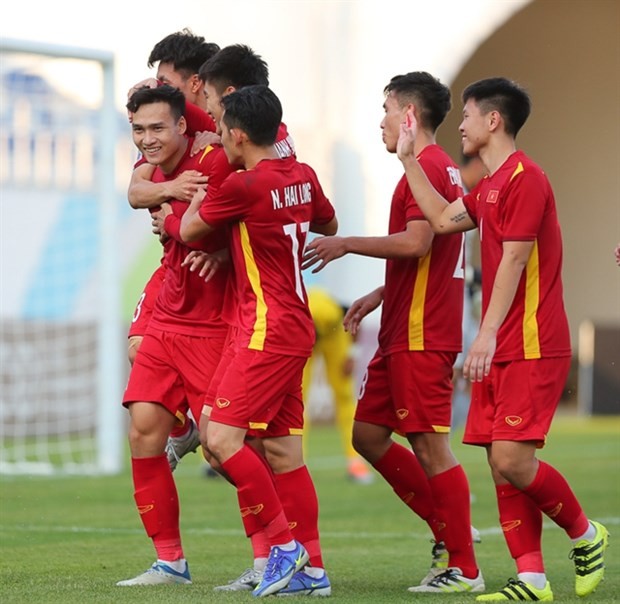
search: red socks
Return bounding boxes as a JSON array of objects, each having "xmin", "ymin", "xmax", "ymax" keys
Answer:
[
  {"xmin": 496, "ymin": 482, "xmax": 544, "ymax": 572},
  {"xmin": 429, "ymin": 465, "xmax": 477, "ymax": 578},
  {"xmin": 131, "ymin": 455, "xmax": 183, "ymax": 561},
  {"xmin": 274, "ymin": 466, "xmax": 324, "ymax": 568},
  {"xmin": 222, "ymin": 444, "xmax": 292, "ymax": 545},
  {"xmin": 523, "ymin": 461, "xmax": 589, "ymax": 538}
]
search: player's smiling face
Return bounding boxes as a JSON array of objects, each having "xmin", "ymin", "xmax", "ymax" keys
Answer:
[
  {"xmin": 203, "ymin": 81, "xmax": 224, "ymax": 132},
  {"xmin": 381, "ymin": 91, "xmax": 406, "ymax": 153},
  {"xmin": 459, "ymin": 99, "xmax": 488, "ymax": 156},
  {"xmin": 131, "ymin": 101, "xmax": 186, "ymax": 172}
]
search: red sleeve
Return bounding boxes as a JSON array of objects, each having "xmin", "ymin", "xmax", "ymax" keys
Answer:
[
  {"xmin": 184, "ymin": 100, "xmax": 216, "ymax": 135},
  {"xmin": 462, "ymin": 187, "xmax": 480, "ymax": 226},
  {"xmin": 163, "ymin": 214, "xmax": 204, "ymax": 250},
  {"xmin": 199, "ymin": 173, "xmax": 247, "ymax": 228}
]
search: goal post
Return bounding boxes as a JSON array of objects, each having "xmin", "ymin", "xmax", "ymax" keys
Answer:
[{"xmin": 0, "ymin": 38, "xmax": 124, "ymax": 474}]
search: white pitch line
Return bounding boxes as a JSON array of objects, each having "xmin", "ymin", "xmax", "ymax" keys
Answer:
[{"xmin": 1, "ymin": 517, "xmax": 619, "ymax": 540}]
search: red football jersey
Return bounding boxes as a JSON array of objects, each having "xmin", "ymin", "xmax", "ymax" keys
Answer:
[
  {"xmin": 462, "ymin": 150, "xmax": 571, "ymax": 361},
  {"xmin": 379, "ymin": 145, "xmax": 465, "ymax": 354},
  {"xmin": 199, "ymin": 156, "xmax": 336, "ymax": 357},
  {"xmin": 147, "ymin": 140, "xmax": 234, "ymax": 337},
  {"xmin": 218, "ymin": 123, "xmax": 297, "ymax": 328}
]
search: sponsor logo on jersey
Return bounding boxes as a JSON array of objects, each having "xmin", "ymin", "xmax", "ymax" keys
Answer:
[
  {"xmin": 240, "ymin": 504, "xmax": 264, "ymax": 517},
  {"xmin": 486, "ymin": 189, "xmax": 499, "ymax": 203},
  {"xmin": 138, "ymin": 504, "xmax": 154, "ymax": 515},
  {"xmin": 396, "ymin": 409, "xmax": 409, "ymax": 420},
  {"xmin": 216, "ymin": 397, "xmax": 231, "ymax": 408},
  {"xmin": 547, "ymin": 503, "xmax": 563, "ymax": 518},
  {"xmin": 501, "ymin": 520, "xmax": 522, "ymax": 532},
  {"xmin": 505, "ymin": 415, "xmax": 523, "ymax": 426}
]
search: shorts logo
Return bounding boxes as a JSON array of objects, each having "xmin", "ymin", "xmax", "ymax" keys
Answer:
[
  {"xmin": 486, "ymin": 189, "xmax": 499, "ymax": 204},
  {"xmin": 216, "ymin": 398, "xmax": 231, "ymax": 408},
  {"xmin": 402, "ymin": 492, "xmax": 415, "ymax": 504},
  {"xmin": 501, "ymin": 520, "xmax": 522, "ymax": 532},
  {"xmin": 288, "ymin": 521, "xmax": 297, "ymax": 530},
  {"xmin": 240, "ymin": 504, "xmax": 264, "ymax": 517},
  {"xmin": 547, "ymin": 503, "xmax": 563, "ymax": 518},
  {"xmin": 505, "ymin": 415, "xmax": 523, "ymax": 426},
  {"xmin": 137, "ymin": 504, "xmax": 154, "ymax": 515},
  {"xmin": 436, "ymin": 522, "xmax": 447, "ymax": 532},
  {"xmin": 396, "ymin": 409, "xmax": 409, "ymax": 420}
]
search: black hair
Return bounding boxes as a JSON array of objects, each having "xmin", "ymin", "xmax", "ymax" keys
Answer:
[
  {"xmin": 221, "ymin": 85, "xmax": 281, "ymax": 146},
  {"xmin": 462, "ymin": 77, "xmax": 531, "ymax": 137},
  {"xmin": 148, "ymin": 28, "xmax": 220, "ymax": 79},
  {"xmin": 126, "ymin": 85, "xmax": 186, "ymax": 121},
  {"xmin": 199, "ymin": 44, "xmax": 269, "ymax": 93},
  {"xmin": 384, "ymin": 72, "xmax": 451, "ymax": 131}
]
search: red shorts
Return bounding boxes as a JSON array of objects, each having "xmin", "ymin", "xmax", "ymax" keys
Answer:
[
  {"xmin": 463, "ymin": 356, "xmax": 571, "ymax": 447},
  {"xmin": 209, "ymin": 347, "xmax": 306, "ymax": 436},
  {"xmin": 123, "ymin": 327, "xmax": 226, "ymax": 423},
  {"xmin": 355, "ymin": 349, "xmax": 457, "ymax": 434},
  {"xmin": 127, "ymin": 264, "xmax": 165, "ymax": 338}
]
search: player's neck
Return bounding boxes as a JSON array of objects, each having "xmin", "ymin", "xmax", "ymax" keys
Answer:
[
  {"xmin": 413, "ymin": 129, "xmax": 436, "ymax": 156},
  {"xmin": 242, "ymin": 145, "xmax": 280, "ymax": 170},
  {"xmin": 479, "ymin": 136, "xmax": 517, "ymax": 176}
]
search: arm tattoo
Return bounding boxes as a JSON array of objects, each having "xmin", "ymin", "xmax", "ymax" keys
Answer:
[{"xmin": 450, "ymin": 211, "xmax": 468, "ymax": 224}]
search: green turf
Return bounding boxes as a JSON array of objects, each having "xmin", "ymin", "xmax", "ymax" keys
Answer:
[{"xmin": 1, "ymin": 416, "xmax": 618, "ymax": 603}]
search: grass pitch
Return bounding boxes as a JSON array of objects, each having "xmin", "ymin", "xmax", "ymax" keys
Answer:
[{"xmin": 1, "ymin": 415, "xmax": 618, "ymax": 603}]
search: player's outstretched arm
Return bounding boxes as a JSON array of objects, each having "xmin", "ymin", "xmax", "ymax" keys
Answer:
[
  {"xmin": 398, "ymin": 109, "xmax": 474, "ymax": 235},
  {"xmin": 343, "ymin": 287, "xmax": 384, "ymax": 336},
  {"xmin": 302, "ymin": 221, "xmax": 433, "ymax": 274}
]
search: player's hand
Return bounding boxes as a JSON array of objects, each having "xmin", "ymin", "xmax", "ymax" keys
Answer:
[
  {"xmin": 166, "ymin": 170, "xmax": 209, "ymax": 202},
  {"xmin": 463, "ymin": 328, "xmax": 496, "ymax": 382},
  {"xmin": 343, "ymin": 288, "xmax": 383, "ymax": 336},
  {"xmin": 301, "ymin": 236, "xmax": 348, "ymax": 273},
  {"xmin": 127, "ymin": 77, "xmax": 159, "ymax": 99},
  {"xmin": 182, "ymin": 249, "xmax": 226, "ymax": 282},
  {"xmin": 397, "ymin": 108, "xmax": 418, "ymax": 161},
  {"xmin": 614, "ymin": 243, "xmax": 620, "ymax": 266},
  {"xmin": 152, "ymin": 202, "xmax": 173, "ymax": 241},
  {"xmin": 190, "ymin": 131, "xmax": 222, "ymax": 156}
]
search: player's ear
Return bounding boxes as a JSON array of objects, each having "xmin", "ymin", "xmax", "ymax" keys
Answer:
[
  {"xmin": 178, "ymin": 116, "xmax": 187, "ymax": 135},
  {"xmin": 189, "ymin": 74, "xmax": 201, "ymax": 94}
]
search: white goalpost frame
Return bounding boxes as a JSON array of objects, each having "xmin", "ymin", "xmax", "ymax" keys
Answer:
[{"xmin": 0, "ymin": 38, "xmax": 123, "ymax": 474}]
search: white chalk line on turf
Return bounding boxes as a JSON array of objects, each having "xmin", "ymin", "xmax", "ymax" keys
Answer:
[{"xmin": 2, "ymin": 517, "xmax": 619, "ymax": 539}]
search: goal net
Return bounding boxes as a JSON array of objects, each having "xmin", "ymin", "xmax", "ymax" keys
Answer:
[{"xmin": 0, "ymin": 38, "xmax": 125, "ymax": 474}]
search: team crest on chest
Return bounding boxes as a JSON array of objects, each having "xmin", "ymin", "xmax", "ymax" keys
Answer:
[{"xmin": 486, "ymin": 189, "xmax": 500, "ymax": 204}]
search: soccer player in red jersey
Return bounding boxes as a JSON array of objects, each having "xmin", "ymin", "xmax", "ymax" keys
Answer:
[
  {"xmin": 397, "ymin": 77, "xmax": 609, "ymax": 601},
  {"xmin": 303, "ymin": 72, "xmax": 483, "ymax": 594},
  {"xmin": 116, "ymin": 85, "xmax": 235, "ymax": 586},
  {"xmin": 181, "ymin": 85, "xmax": 337, "ymax": 597},
  {"xmin": 126, "ymin": 30, "xmax": 221, "ymax": 468},
  {"xmin": 185, "ymin": 45, "xmax": 329, "ymax": 596}
]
